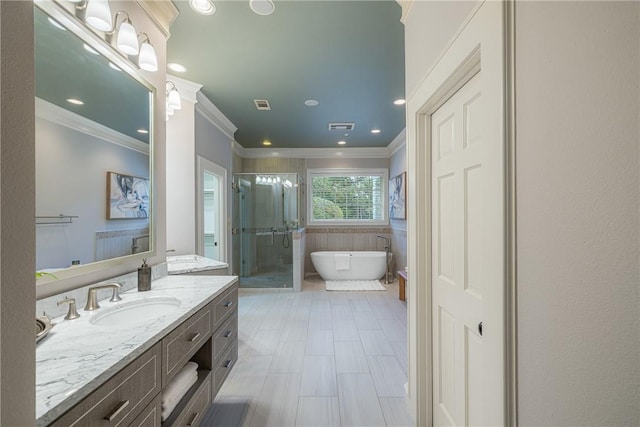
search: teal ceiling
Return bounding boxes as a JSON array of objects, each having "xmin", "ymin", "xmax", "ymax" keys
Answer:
[{"xmin": 167, "ymin": 0, "xmax": 405, "ymax": 149}]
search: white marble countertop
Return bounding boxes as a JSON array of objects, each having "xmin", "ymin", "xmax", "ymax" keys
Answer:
[
  {"xmin": 35, "ymin": 274, "xmax": 238, "ymax": 426},
  {"xmin": 167, "ymin": 254, "xmax": 229, "ymax": 275}
]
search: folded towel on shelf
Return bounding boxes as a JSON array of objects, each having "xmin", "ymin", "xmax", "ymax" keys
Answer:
[
  {"xmin": 161, "ymin": 362, "xmax": 199, "ymax": 421},
  {"xmin": 335, "ymin": 253, "xmax": 351, "ymax": 271}
]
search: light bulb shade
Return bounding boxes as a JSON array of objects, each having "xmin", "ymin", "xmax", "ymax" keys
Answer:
[
  {"xmin": 138, "ymin": 42, "xmax": 158, "ymax": 72},
  {"xmin": 167, "ymin": 88, "xmax": 182, "ymax": 110},
  {"xmin": 189, "ymin": 0, "xmax": 216, "ymax": 15},
  {"xmin": 85, "ymin": 0, "xmax": 113, "ymax": 32},
  {"xmin": 116, "ymin": 21, "xmax": 139, "ymax": 55}
]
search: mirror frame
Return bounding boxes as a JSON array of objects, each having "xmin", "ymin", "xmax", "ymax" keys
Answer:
[{"xmin": 35, "ymin": 1, "xmax": 157, "ymax": 293}]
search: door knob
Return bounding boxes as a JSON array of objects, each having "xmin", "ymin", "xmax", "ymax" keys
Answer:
[{"xmin": 478, "ymin": 322, "xmax": 483, "ymax": 336}]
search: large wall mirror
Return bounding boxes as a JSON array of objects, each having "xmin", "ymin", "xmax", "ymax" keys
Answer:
[{"xmin": 35, "ymin": 2, "xmax": 155, "ymax": 289}]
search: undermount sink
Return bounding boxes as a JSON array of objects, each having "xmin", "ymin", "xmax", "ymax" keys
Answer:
[{"xmin": 89, "ymin": 297, "xmax": 181, "ymax": 327}]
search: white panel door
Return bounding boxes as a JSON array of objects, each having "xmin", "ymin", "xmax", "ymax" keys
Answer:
[{"xmin": 432, "ymin": 72, "xmax": 488, "ymax": 427}]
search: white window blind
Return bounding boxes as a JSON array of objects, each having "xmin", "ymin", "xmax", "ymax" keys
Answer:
[{"xmin": 308, "ymin": 169, "xmax": 387, "ymax": 225}]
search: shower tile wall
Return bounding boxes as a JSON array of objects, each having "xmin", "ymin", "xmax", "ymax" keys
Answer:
[{"xmin": 304, "ymin": 228, "xmax": 393, "ymax": 277}]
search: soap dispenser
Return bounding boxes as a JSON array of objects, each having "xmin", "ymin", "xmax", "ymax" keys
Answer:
[{"xmin": 138, "ymin": 258, "xmax": 151, "ymax": 291}]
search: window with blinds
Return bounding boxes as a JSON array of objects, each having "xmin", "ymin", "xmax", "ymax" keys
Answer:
[{"xmin": 308, "ymin": 169, "xmax": 388, "ymax": 225}]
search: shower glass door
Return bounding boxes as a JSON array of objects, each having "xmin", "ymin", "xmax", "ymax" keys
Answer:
[{"xmin": 232, "ymin": 173, "xmax": 300, "ymax": 288}]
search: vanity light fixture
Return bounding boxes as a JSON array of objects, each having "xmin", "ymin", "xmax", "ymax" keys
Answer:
[
  {"xmin": 85, "ymin": 0, "xmax": 113, "ymax": 32},
  {"xmin": 250, "ymin": 0, "xmax": 275, "ymax": 16},
  {"xmin": 138, "ymin": 34, "xmax": 158, "ymax": 72},
  {"xmin": 166, "ymin": 82, "xmax": 182, "ymax": 111},
  {"xmin": 189, "ymin": 0, "xmax": 216, "ymax": 15},
  {"xmin": 107, "ymin": 11, "xmax": 139, "ymax": 56}
]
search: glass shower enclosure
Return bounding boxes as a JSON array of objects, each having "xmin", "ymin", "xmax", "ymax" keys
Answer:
[{"xmin": 232, "ymin": 173, "xmax": 303, "ymax": 288}]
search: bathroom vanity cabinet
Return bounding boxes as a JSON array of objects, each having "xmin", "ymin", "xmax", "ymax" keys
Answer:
[{"xmin": 45, "ymin": 280, "xmax": 238, "ymax": 427}]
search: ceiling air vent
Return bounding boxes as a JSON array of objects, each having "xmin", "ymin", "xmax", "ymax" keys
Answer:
[
  {"xmin": 254, "ymin": 99, "xmax": 271, "ymax": 111},
  {"xmin": 328, "ymin": 122, "xmax": 355, "ymax": 131}
]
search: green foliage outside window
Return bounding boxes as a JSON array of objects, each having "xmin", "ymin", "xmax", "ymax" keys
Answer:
[{"xmin": 311, "ymin": 175, "xmax": 383, "ymax": 221}]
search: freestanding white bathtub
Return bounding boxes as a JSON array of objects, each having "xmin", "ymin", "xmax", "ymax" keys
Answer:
[{"xmin": 310, "ymin": 251, "xmax": 388, "ymax": 281}]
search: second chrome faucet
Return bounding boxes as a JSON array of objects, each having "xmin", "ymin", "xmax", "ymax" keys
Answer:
[{"xmin": 84, "ymin": 283, "xmax": 122, "ymax": 311}]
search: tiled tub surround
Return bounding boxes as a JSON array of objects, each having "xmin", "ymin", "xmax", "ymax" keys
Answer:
[
  {"xmin": 35, "ymin": 275, "xmax": 238, "ymax": 426},
  {"xmin": 304, "ymin": 228, "xmax": 394, "ymax": 277}
]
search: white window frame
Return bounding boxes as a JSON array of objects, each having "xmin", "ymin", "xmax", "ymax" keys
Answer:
[{"xmin": 307, "ymin": 168, "xmax": 389, "ymax": 226}]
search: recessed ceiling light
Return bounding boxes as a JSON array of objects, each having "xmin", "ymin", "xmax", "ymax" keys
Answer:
[
  {"xmin": 262, "ymin": 140, "xmax": 272, "ymax": 146},
  {"xmin": 338, "ymin": 141, "xmax": 346, "ymax": 145},
  {"xmin": 137, "ymin": 129, "xmax": 149, "ymax": 134},
  {"xmin": 108, "ymin": 62, "xmax": 121, "ymax": 71},
  {"xmin": 168, "ymin": 63, "xmax": 187, "ymax": 73},
  {"xmin": 189, "ymin": 0, "xmax": 216, "ymax": 15},
  {"xmin": 394, "ymin": 98, "xmax": 406, "ymax": 105},
  {"xmin": 304, "ymin": 99, "xmax": 319, "ymax": 107},
  {"xmin": 83, "ymin": 43, "xmax": 99, "ymax": 55},
  {"xmin": 371, "ymin": 129, "xmax": 381, "ymax": 134},
  {"xmin": 48, "ymin": 17, "xmax": 66, "ymax": 31},
  {"xmin": 250, "ymin": 0, "xmax": 275, "ymax": 16},
  {"xmin": 66, "ymin": 98, "xmax": 84, "ymax": 105}
]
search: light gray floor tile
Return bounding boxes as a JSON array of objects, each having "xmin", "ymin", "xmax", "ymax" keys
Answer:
[
  {"xmin": 359, "ymin": 330, "xmax": 395, "ymax": 356},
  {"xmin": 380, "ymin": 397, "xmax": 415, "ymax": 427},
  {"xmin": 335, "ymin": 341, "xmax": 370, "ymax": 373},
  {"xmin": 337, "ymin": 373, "xmax": 386, "ymax": 426},
  {"xmin": 247, "ymin": 329, "xmax": 281, "ymax": 356},
  {"xmin": 367, "ymin": 356, "xmax": 407, "ymax": 397},
  {"xmin": 379, "ymin": 318, "xmax": 408, "ymax": 342},
  {"xmin": 350, "ymin": 299, "xmax": 373, "ymax": 312},
  {"xmin": 300, "ymin": 356, "xmax": 337, "ymax": 397},
  {"xmin": 311, "ymin": 299, "xmax": 331, "ymax": 312},
  {"xmin": 280, "ymin": 319, "xmax": 309, "ymax": 341},
  {"xmin": 354, "ymin": 311, "xmax": 382, "ymax": 330},
  {"xmin": 249, "ymin": 373, "xmax": 301, "ymax": 427},
  {"xmin": 330, "ymin": 304, "xmax": 354, "ymax": 321},
  {"xmin": 332, "ymin": 319, "xmax": 360, "ymax": 342},
  {"xmin": 370, "ymin": 303, "xmax": 398, "ymax": 321},
  {"xmin": 305, "ymin": 329, "xmax": 334, "ymax": 355},
  {"xmin": 269, "ymin": 341, "xmax": 306, "ymax": 373},
  {"xmin": 296, "ymin": 397, "xmax": 341, "ymax": 427},
  {"xmin": 309, "ymin": 311, "xmax": 333, "ymax": 330},
  {"xmin": 393, "ymin": 341, "xmax": 408, "ymax": 375}
]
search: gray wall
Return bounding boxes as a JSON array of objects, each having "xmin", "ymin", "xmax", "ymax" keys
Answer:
[
  {"xmin": 1, "ymin": 1, "xmax": 35, "ymax": 423},
  {"xmin": 389, "ymin": 144, "xmax": 407, "ymax": 273},
  {"xmin": 195, "ymin": 108, "xmax": 234, "ymax": 265},
  {"xmin": 515, "ymin": 2, "xmax": 639, "ymax": 425}
]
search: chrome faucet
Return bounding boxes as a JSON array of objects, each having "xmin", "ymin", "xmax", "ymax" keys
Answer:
[
  {"xmin": 376, "ymin": 236, "xmax": 392, "ymax": 284},
  {"xmin": 84, "ymin": 283, "xmax": 123, "ymax": 311}
]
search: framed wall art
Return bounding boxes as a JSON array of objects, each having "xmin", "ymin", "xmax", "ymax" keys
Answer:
[
  {"xmin": 389, "ymin": 172, "xmax": 406, "ymax": 220},
  {"xmin": 107, "ymin": 171, "xmax": 150, "ymax": 219}
]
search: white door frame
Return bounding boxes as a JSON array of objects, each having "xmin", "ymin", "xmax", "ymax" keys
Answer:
[
  {"xmin": 196, "ymin": 156, "xmax": 227, "ymax": 261},
  {"xmin": 405, "ymin": 1, "xmax": 517, "ymax": 425}
]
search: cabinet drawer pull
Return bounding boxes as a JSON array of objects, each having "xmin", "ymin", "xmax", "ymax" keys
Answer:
[
  {"xmin": 223, "ymin": 330, "xmax": 234, "ymax": 338},
  {"xmin": 189, "ymin": 332, "xmax": 201, "ymax": 342},
  {"xmin": 223, "ymin": 301, "xmax": 233, "ymax": 307},
  {"xmin": 188, "ymin": 411, "xmax": 200, "ymax": 426},
  {"xmin": 104, "ymin": 400, "xmax": 130, "ymax": 422},
  {"xmin": 224, "ymin": 359, "xmax": 234, "ymax": 369}
]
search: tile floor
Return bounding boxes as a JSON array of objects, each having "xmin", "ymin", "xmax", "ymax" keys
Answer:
[{"xmin": 202, "ymin": 277, "xmax": 414, "ymax": 427}]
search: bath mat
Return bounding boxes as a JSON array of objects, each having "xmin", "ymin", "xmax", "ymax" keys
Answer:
[{"xmin": 325, "ymin": 280, "xmax": 386, "ymax": 291}]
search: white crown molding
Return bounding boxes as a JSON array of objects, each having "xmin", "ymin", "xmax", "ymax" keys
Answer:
[
  {"xmin": 396, "ymin": 0, "xmax": 415, "ymax": 24},
  {"xmin": 388, "ymin": 128, "xmax": 406, "ymax": 156},
  {"xmin": 168, "ymin": 75, "xmax": 203, "ymax": 104},
  {"xmin": 233, "ymin": 128, "xmax": 407, "ymax": 159},
  {"xmin": 195, "ymin": 92, "xmax": 238, "ymax": 141},
  {"xmin": 135, "ymin": 0, "xmax": 179, "ymax": 38},
  {"xmin": 36, "ymin": 98, "xmax": 149, "ymax": 155}
]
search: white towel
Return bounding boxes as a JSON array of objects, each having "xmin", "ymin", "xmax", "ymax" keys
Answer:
[
  {"xmin": 161, "ymin": 362, "xmax": 199, "ymax": 421},
  {"xmin": 335, "ymin": 253, "xmax": 351, "ymax": 271}
]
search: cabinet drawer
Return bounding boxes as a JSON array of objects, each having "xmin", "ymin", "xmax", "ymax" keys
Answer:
[
  {"xmin": 163, "ymin": 304, "xmax": 212, "ymax": 386},
  {"xmin": 213, "ymin": 339, "xmax": 238, "ymax": 396},
  {"xmin": 213, "ymin": 287, "xmax": 237, "ymax": 328},
  {"xmin": 171, "ymin": 372, "xmax": 212, "ymax": 427},
  {"xmin": 50, "ymin": 342, "xmax": 161, "ymax": 427},
  {"xmin": 129, "ymin": 394, "xmax": 161, "ymax": 427},
  {"xmin": 213, "ymin": 313, "xmax": 237, "ymax": 362}
]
